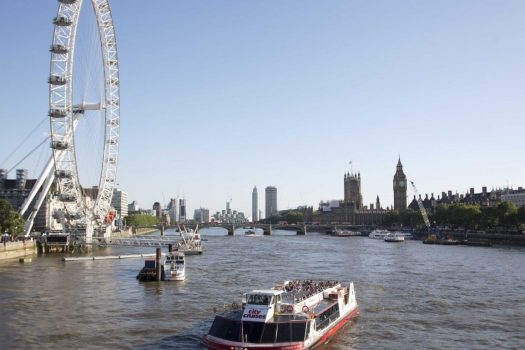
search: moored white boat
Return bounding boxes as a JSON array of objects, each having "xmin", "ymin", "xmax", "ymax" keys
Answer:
[
  {"xmin": 332, "ymin": 229, "xmax": 361, "ymax": 237},
  {"xmin": 203, "ymin": 279, "xmax": 359, "ymax": 350},
  {"xmin": 163, "ymin": 251, "xmax": 185, "ymax": 281},
  {"xmin": 368, "ymin": 229, "xmax": 390, "ymax": 239},
  {"xmin": 384, "ymin": 232, "xmax": 405, "ymax": 242}
]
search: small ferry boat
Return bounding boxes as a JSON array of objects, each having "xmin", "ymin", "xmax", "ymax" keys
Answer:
[
  {"xmin": 163, "ymin": 251, "xmax": 185, "ymax": 281},
  {"xmin": 332, "ymin": 229, "xmax": 361, "ymax": 237},
  {"xmin": 203, "ymin": 279, "xmax": 359, "ymax": 350},
  {"xmin": 245, "ymin": 230, "xmax": 256, "ymax": 236},
  {"xmin": 368, "ymin": 229, "xmax": 390, "ymax": 239},
  {"xmin": 384, "ymin": 232, "xmax": 405, "ymax": 243}
]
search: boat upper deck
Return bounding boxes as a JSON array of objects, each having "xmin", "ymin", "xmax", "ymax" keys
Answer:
[{"xmin": 279, "ymin": 280, "xmax": 340, "ymax": 304}]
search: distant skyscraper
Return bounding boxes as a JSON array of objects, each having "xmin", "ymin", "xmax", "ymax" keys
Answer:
[
  {"xmin": 393, "ymin": 157, "xmax": 407, "ymax": 211},
  {"xmin": 252, "ymin": 186, "xmax": 258, "ymax": 222},
  {"xmin": 168, "ymin": 197, "xmax": 179, "ymax": 224},
  {"xmin": 179, "ymin": 198, "xmax": 186, "ymax": 222},
  {"xmin": 265, "ymin": 186, "xmax": 278, "ymax": 218}
]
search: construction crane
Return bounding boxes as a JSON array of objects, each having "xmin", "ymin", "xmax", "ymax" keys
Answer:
[{"xmin": 410, "ymin": 181, "xmax": 431, "ymax": 229}]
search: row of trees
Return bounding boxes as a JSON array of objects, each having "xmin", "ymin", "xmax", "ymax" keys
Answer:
[
  {"xmin": 0, "ymin": 199, "xmax": 25, "ymax": 237},
  {"xmin": 126, "ymin": 214, "xmax": 160, "ymax": 228},
  {"xmin": 384, "ymin": 202, "xmax": 525, "ymax": 230}
]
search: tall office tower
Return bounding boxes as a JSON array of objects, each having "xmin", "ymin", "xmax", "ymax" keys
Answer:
[
  {"xmin": 111, "ymin": 189, "xmax": 129, "ymax": 218},
  {"xmin": 265, "ymin": 186, "xmax": 277, "ymax": 218},
  {"xmin": 252, "ymin": 186, "xmax": 258, "ymax": 222},
  {"xmin": 179, "ymin": 198, "xmax": 186, "ymax": 222},
  {"xmin": 344, "ymin": 172, "xmax": 363, "ymax": 209},
  {"xmin": 168, "ymin": 197, "xmax": 179, "ymax": 224},
  {"xmin": 393, "ymin": 157, "xmax": 407, "ymax": 211}
]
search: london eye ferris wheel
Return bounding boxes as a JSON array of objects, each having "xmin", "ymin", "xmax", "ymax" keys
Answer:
[{"xmin": 48, "ymin": 0, "xmax": 120, "ymax": 240}]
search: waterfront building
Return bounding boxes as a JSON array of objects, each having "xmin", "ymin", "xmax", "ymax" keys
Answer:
[
  {"xmin": 265, "ymin": 186, "xmax": 278, "ymax": 218},
  {"xmin": 128, "ymin": 200, "xmax": 139, "ymax": 212},
  {"xmin": 153, "ymin": 202, "xmax": 162, "ymax": 217},
  {"xmin": 407, "ymin": 186, "xmax": 523, "ymax": 213},
  {"xmin": 252, "ymin": 186, "xmax": 258, "ymax": 222},
  {"xmin": 501, "ymin": 188, "xmax": 525, "ymax": 208},
  {"xmin": 393, "ymin": 158, "xmax": 407, "ymax": 211},
  {"xmin": 194, "ymin": 207, "xmax": 210, "ymax": 224},
  {"xmin": 111, "ymin": 189, "xmax": 128, "ymax": 218},
  {"xmin": 344, "ymin": 172, "xmax": 362, "ymax": 209},
  {"xmin": 0, "ymin": 169, "xmax": 53, "ymax": 232},
  {"xmin": 312, "ymin": 165, "xmax": 393, "ymax": 225}
]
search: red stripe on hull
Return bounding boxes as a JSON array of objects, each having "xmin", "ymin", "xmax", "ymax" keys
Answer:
[
  {"xmin": 311, "ymin": 307, "xmax": 360, "ymax": 349},
  {"xmin": 203, "ymin": 337, "xmax": 304, "ymax": 350}
]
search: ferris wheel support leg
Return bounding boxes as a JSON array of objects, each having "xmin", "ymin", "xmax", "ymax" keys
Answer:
[
  {"xmin": 23, "ymin": 173, "xmax": 56, "ymax": 237},
  {"xmin": 19, "ymin": 154, "xmax": 54, "ymax": 216}
]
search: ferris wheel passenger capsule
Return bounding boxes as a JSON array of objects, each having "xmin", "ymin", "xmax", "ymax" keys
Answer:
[
  {"xmin": 53, "ymin": 16, "xmax": 72, "ymax": 26},
  {"xmin": 50, "ymin": 44, "xmax": 68, "ymax": 54},
  {"xmin": 51, "ymin": 141, "xmax": 69, "ymax": 150},
  {"xmin": 49, "ymin": 108, "xmax": 67, "ymax": 118},
  {"xmin": 48, "ymin": 75, "xmax": 67, "ymax": 85}
]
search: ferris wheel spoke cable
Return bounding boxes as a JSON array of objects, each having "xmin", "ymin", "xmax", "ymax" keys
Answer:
[
  {"xmin": 7, "ymin": 137, "xmax": 49, "ymax": 175},
  {"xmin": 0, "ymin": 116, "xmax": 48, "ymax": 169}
]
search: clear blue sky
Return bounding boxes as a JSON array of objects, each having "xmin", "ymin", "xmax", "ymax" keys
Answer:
[{"xmin": 1, "ymin": 0, "xmax": 524, "ymax": 218}]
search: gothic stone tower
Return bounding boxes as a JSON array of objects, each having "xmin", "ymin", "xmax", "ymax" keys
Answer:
[
  {"xmin": 344, "ymin": 172, "xmax": 362, "ymax": 209},
  {"xmin": 393, "ymin": 158, "xmax": 407, "ymax": 211}
]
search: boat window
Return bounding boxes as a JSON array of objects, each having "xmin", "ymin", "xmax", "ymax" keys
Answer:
[
  {"xmin": 247, "ymin": 294, "xmax": 271, "ymax": 305},
  {"xmin": 315, "ymin": 303, "xmax": 340, "ymax": 331},
  {"xmin": 243, "ymin": 321, "xmax": 300, "ymax": 344},
  {"xmin": 290, "ymin": 322, "xmax": 307, "ymax": 342},
  {"xmin": 260, "ymin": 323, "xmax": 277, "ymax": 343},
  {"xmin": 209, "ymin": 317, "xmax": 240, "ymax": 341},
  {"xmin": 243, "ymin": 321, "xmax": 264, "ymax": 343}
]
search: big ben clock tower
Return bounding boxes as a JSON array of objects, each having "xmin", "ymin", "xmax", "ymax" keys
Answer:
[{"xmin": 393, "ymin": 157, "xmax": 407, "ymax": 211}]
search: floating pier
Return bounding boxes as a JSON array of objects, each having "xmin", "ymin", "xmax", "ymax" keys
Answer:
[{"xmin": 62, "ymin": 253, "xmax": 158, "ymax": 262}]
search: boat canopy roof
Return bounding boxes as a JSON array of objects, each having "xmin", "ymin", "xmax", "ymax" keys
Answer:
[{"xmin": 249, "ymin": 290, "xmax": 282, "ymax": 296}]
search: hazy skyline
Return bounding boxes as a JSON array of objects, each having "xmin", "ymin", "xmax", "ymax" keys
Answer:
[{"xmin": 0, "ymin": 0, "xmax": 524, "ymax": 217}]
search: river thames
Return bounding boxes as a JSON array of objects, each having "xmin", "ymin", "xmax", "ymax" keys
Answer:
[{"xmin": 0, "ymin": 229, "xmax": 524, "ymax": 349}]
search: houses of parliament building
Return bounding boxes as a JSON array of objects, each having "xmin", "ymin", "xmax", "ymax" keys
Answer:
[{"xmin": 312, "ymin": 158, "xmax": 407, "ymax": 225}]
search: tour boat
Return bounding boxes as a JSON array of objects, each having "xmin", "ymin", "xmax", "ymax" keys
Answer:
[
  {"xmin": 384, "ymin": 232, "xmax": 405, "ymax": 243},
  {"xmin": 332, "ymin": 229, "xmax": 361, "ymax": 237},
  {"xmin": 245, "ymin": 230, "xmax": 256, "ymax": 236},
  {"xmin": 163, "ymin": 251, "xmax": 185, "ymax": 281},
  {"xmin": 203, "ymin": 279, "xmax": 359, "ymax": 350},
  {"xmin": 368, "ymin": 229, "xmax": 390, "ymax": 239}
]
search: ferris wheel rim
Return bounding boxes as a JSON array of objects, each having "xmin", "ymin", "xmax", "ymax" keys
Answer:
[{"xmin": 48, "ymin": 0, "xmax": 120, "ymax": 228}]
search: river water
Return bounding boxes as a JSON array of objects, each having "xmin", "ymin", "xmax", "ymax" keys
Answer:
[{"xmin": 0, "ymin": 228, "xmax": 524, "ymax": 349}]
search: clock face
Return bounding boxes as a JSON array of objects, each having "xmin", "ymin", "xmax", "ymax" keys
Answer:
[{"xmin": 399, "ymin": 181, "xmax": 405, "ymax": 187}]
